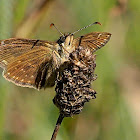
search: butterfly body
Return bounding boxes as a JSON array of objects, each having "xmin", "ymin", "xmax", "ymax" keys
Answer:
[{"xmin": 0, "ymin": 32, "xmax": 111, "ymax": 90}]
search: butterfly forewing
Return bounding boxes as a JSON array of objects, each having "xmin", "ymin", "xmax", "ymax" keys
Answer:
[
  {"xmin": 0, "ymin": 38, "xmax": 58, "ymax": 89},
  {"xmin": 73, "ymin": 32, "xmax": 111, "ymax": 52}
]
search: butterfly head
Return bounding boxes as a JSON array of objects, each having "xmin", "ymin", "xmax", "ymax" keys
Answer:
[
  {"xmin": 50, "ymin": 23, "xmax": 75, "ymax": 54},
  {"xmin": 57, "ymin": 34, "xmax": 74, "ymax": 53}
]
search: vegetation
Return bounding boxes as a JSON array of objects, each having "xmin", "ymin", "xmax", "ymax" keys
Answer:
[{"xmin": 0, "ymin": 0, "xmax": 139, "ymax": 140}]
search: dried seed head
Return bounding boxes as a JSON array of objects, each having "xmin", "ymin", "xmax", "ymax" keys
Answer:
[{"xmin": 54, "ymin": 46, "xmax": 97, "ymax": 117}]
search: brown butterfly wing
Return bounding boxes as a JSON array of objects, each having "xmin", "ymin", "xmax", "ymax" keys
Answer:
[
  {"xmin": 73, "ymin": 32, "xmax": 111, "ymax": 52},
  {"xmin": 0, "ymin": 38, "xmax": 58, "ymax": 89}
]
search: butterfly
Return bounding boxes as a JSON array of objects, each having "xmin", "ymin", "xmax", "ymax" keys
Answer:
[{"xmin": 0, "ymin": 22, "xmax": 111, "ymax": 90}]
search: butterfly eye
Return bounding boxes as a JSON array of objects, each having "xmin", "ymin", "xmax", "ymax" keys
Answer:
[
  {"xmin": 65, "ymin": 35, "xmax": 74, "ymax": 47},
  {"xmin": 65, "ymin": 36, "xmax": 71, "ymax": 46}
]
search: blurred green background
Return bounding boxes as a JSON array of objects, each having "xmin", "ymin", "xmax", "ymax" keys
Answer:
[{"xmin": 0, "ymin": 0, "xmax": 140, "ymax": 140}]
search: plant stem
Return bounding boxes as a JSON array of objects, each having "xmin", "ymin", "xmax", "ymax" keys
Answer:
[{"xmin": 51, "ymin": 114, "xmax": 64, "ymax": 140}]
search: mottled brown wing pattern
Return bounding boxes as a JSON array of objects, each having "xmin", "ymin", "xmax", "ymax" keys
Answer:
[
  {"xmin": 73, "ymin": 32, "xmax": 111, "ymax": 52},
  {"xmin": 0, "ymin": 38, "xmax": 57, "ymax": 89},
  {"xmin": 0, "ymin": 38, "xmax": 55, "ymax": 67}
]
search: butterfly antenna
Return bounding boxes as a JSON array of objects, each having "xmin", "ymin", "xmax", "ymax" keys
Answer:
[
  {"xmin": 50, "ymin": 23, "xmax": 64, "ymax": 37},
  {"xmin": 71, "ymin": 21, "xmax": 102, "ymax": 35}
]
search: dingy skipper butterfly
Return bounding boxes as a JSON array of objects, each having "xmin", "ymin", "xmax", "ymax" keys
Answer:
[{"xmin": 0, "ymin": 22, "xmax": 111, "ymax": 90}]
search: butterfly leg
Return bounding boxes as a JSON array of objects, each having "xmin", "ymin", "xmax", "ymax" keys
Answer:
[{"xmin": 31, "ymin": 40, "xmax": 39, "ymax": 49}]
